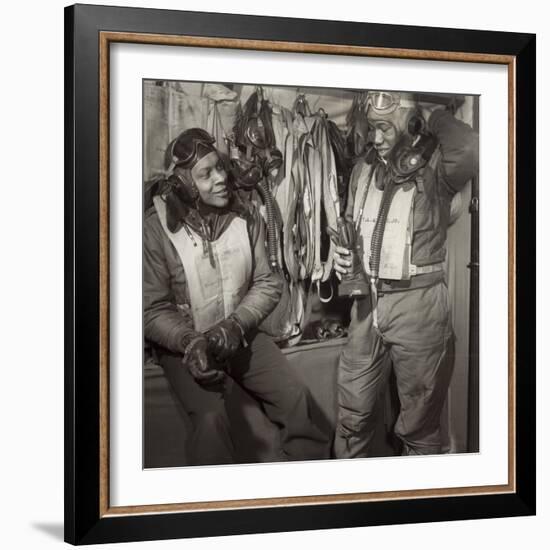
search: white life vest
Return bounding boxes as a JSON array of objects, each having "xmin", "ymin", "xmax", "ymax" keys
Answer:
[
  {"xmin": 153, "ymin": 196, "xmax": 252, "ymax": 332},
  {"xmin": 353, "ymin": 163, "xmax": 416, "ymax": 281}
]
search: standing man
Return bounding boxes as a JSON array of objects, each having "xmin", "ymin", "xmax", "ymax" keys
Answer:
[
  {"xmin": 144, "ymin": 128, "xmax": 330, "ymax": 465},
  {"xmin": 333, "ymin": 92, "xmax": 478, "ymax": 457}
]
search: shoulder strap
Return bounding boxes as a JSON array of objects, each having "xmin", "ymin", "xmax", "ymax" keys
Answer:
[{"xmin": 354, "ymin": 162, "xmax": 377, "ymax": 230}]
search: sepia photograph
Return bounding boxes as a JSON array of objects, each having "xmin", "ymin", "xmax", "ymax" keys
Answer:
[{"xmin": 142, "ymin": 79, "xmax": 480, "ymax": 468}]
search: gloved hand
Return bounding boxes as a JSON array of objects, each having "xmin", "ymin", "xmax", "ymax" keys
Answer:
[
  {"xmin": 182, "ymin": 334, "xmax": 224, "ymax": 386},
  {"xmin": 206, "ymin": 317, "xmax": 244, "ymax": 362},
  {"xmin": 327, "ymin": 216, "xmax": 369, "ymax": 297}
]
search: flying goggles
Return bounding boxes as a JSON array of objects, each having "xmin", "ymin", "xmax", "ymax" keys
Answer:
[{"xmin": 167, "ymin": 128, "xmax": 217, "ymax": 170}]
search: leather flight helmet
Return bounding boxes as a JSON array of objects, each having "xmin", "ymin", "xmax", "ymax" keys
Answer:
[
  {"xmin": 365, "ymin": 90, "xmax": 418, "ymax": 136},
  {"xmin": 166, "ymin": 128, "xmax": 217, "ymax": 171}
]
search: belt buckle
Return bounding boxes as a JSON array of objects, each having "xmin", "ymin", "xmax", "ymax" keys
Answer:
[{"xmin": 377, "ymin": 279, "xmax": 391, "ymax": 296}]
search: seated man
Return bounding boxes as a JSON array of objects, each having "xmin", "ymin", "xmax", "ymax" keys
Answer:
[
  {"xmin": 144, "ymin": 128, "xmax": 330, "ymax": 465},
  {"xmin": 333, "ymin": 92, "xmax": 478, "ymax": 457}
]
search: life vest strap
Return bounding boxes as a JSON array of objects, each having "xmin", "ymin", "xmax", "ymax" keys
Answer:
[{"xmin": 409, "ymin": 262, "xmax": 444, "ymax": 276}]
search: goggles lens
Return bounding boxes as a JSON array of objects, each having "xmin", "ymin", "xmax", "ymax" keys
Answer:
[
  {"xmin": 366, "ymin": 91, "xmax": 401, "ymax": 115},
  {"xmin": 171, "ymin": 128, "xmax": 216, "ymax": 168}
]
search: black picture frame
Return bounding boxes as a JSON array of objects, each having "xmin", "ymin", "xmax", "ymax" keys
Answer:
[{"xmin": 65, "ymin": 3, "xmax": 536, "ymax": 545}]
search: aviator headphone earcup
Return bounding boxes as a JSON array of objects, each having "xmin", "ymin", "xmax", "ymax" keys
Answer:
[
  {"xmin": 407, "ymin": 114, "xmax": 426, "ymax": 137},
  {"xmin": 168, "ymin": 172, "xmax": 199, "ymax": 204}
]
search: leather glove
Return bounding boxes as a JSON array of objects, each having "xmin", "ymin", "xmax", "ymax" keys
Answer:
[
  {"xmin": 206, "ymin": 317, "xmax": 244, "ymax": 362},
  {"xmin": 327, "ymin": 216, "xmax": 369, "ymax": 297},
  {"xmin": 182, "ymin": 334, "xmax": 225, "ymax": 386}
]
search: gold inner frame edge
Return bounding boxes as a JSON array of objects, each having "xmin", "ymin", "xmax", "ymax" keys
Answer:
[{"xmin": 98, "ymin": 31, "xmax": 516, "ymax": 517}]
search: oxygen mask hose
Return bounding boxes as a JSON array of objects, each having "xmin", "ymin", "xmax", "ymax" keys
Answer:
[
  {"xmin": 256, "ymin": 178, "xmax": 281, "ymax": 273},
  {"xmin": 369, "ymin": 177, "xmax": 397, "ymax": 280},
  {"xmin": 368, "ymin": 175, "xmax": 397, "ymax": 330}
]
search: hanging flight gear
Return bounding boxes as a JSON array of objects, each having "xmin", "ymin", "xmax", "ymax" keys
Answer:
[
  {"xmin": 235, "ymin": 87, "xmax": 282, "ymax": 170},
  {"xmin": 326, "ymin": 116, "xmax": 352, "ymax": 203},
  {"xmin": 229, "ymin": 154, "xmax": 264, "ymax": 191},
  {"xmin": 231, "ymin": 98, "xmax": 297, "ymax": 342},
  {"xmin": 291, "ymin": 128, "xmax": 314, "ymax": 281},
  {"xmin": 346, "ymin": 92, "xmax": 367, "ymax": 159},
  {"xmin": 258, "ymin": 274, "xmax": 295, "ymax": 343},
  {"xmin": 233, "ymin": 87, "xmax": 285, "ymax": 271},
  {"xmin": 311, "ymin": 112, "xmax": 340, "ymax": 282},
  {"xmin": 229, "ymin": 149, "xmax": 283, "ymax": 275},
  {"xmin": 276, "ymin": 109, "xmax": 299, "ymax": 281},
  {"xmin": 256, "ymin": 177, "xmax": 281, "ymax": 273},
  {"xmin": 208, "ymin": 100, "xmax": 229, "ymax": 158}
]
